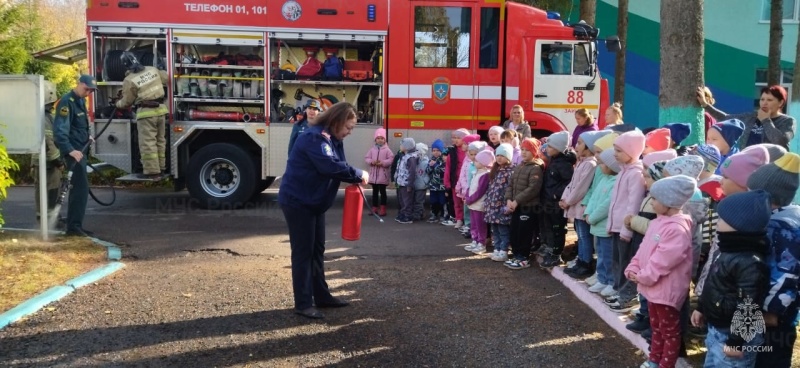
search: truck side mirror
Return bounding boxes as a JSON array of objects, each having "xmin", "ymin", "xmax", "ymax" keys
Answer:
[{"xmin": 605, "ymin": 36, "xmax": 621, "ymax": 52}]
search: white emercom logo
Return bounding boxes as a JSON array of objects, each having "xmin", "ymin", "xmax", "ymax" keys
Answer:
[{"xmin": 731, "ymin": 297, "xmax": 766, "ymax": 343}]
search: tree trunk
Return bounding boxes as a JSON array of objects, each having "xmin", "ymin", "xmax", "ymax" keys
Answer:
[
  {"xmin": 579, "ymin": 0, "xmax": 596, "ymax": 26},
  {"xmin": 768, "ymin": 0, "xmax": 784, "ymax": 86},
  {"xmin": 614, "ymin": 0, "xmax": 627, "ymax": 104},
  {"xmin": 659, "ymin": 0, "xmax": 704, "ymax": 146}
]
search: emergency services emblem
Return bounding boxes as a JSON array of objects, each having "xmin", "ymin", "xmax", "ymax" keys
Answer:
[
  {"xmin": 282, "ymin": 1, "xmax": 302, "ymax": 21},
  {"xmin": 59, "ymin": 106, "xmax": 69, "ymax": 117},
  {"xmin": 432, "ymin": 77, "xmax": 450, "ymax": 104},
  {"xmin": 322, "ymin": 143, "xmax": 334, "ymax": 157},
  {"xmin": 732, "ymin": 297, "xmax": 766, "ymax": 343}
]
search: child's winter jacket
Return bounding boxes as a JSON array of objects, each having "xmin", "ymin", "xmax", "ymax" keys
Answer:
[
  {"xmin": 364, "ymin": 144, "xmax": 394, "ymax": 185},
  {"xmin": 504, "ymin": 159, "xmax": 545, "ymax": 207},
  {"xmin": 561, "ymin": 155, "xmax": 596, "ymax": 220},
  {"xmin": 542, "ymin": 150, "xmax": 576, "ymax": 202},
  {"xmin": 625, "ymin": 213, "xmax": 693, "ymax": 309},
  {"xmin": 484, "ymin": 165, "xmax": 514, "ymax": 224},
  {"xmin": 426, "ymin": 156, "xmax": 446, "ymax": 191},
  {"xmin": 608, "ymin": 160, "xmax": 646, "ymax": 239},
  {"xmin": 584, "ymin": 172, "xmax": 616, "ymax": 238},
  {"xmin": 465, "ymin": 168, "xmax": 490, "ymax": 211}
]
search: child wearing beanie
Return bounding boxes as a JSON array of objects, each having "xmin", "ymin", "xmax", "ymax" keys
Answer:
[
  {"xmin": 695, "ymin": 145, "xmax": 770, "ymax": 299},
  {"xmin": 585, "ymin": 148, "xmax": 621, "ymax": 293},
  {"xmin": 500, "ymin": 129, "xmax": 522, "ymax": 166},
  {"xmin": 484, "ymin": 144, "xmax": 515, "ymax": 261},
  {"xmin": 692, "ymin": 190, "xmax": 773, "ymax": 368},
  {"xmin": 643, "ymin": 128, "xmax": 671, "ymax": 156},
  {"xmin": 707, "ymin": 119, "xmax": 745, "ymax": 175},
  {"xmin": 620, "ymin": 159, "xmax": 670, "ymax": 334},
  {"xmin": 540, "ymin": 131, "xmax": 577, "ymax": 268},
  {"xmin": 663, "ymin": 123, "xmax": 692, "ymax": 156},
  {"xmin": 745, "ymin": 153, "xmax": 800, "ymax": 366},
  {"xmin": 625, "ymin": 175, "xmax": 697, "ymax": 368},
  {"xmin": 505, "ymin": 138, "xmax": 546, "ymax": 270},
  {"xmin": 642, "ymin": 149, "xmax": 678, "ymax": 168},
  {"xmin": 562, "ymin": 131, "xmax": 599, "ymax": 278},
  {"xmin": 442, "ymin": 129, "xmax": 470, "ymax": 226},
  {"xmin": 394, "ymin": 138, "xmax": 418, "ymax": 223},
  {"xmin": 426, "ymin": 139, "xmax": 447, "ymax": 223},
  {"xmin": 488, "ymin": 125, "xmax": 505, "ymax": 150},
  {"xmin": 606, "ymin": 130, "xmax": 647, "ymax": 309},
  {"xmin": 744, "ymin": 143, "xmax": 787, "ymax": 163},
  {"xmin": 719, "ymin": 145, "xmax": 769, "ymax": 197},
  {"xmin": 412, "ymin": 143, "xmax": 430, "ymax": 221},
  {"xmin": 464, "ymin": 150, "xmax": 495, "ymax": 254},
  {"xmin": 577, "ymin": 131, "xmax": 618, "ymax": 286},
  {"xmin": 456, "ymin": 138, "xmax": 484, "ymax": 237},
  {"xmin": 364, "ymin": 128, "xmax": 395, "ymax": 216}
]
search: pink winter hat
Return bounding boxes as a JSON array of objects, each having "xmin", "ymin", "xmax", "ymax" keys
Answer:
[
  {"xmin": 453, "ymin": 128, "xmax": 470, "ymax": 138},
  {"xmin": 719, "ymin": 145, "xmax": 769, "ymax": 188},
  {"xmin": 642, "ymin": 149, "xmax": 678, "ymax": 168},
  {"xmin": 613, "ymin": 130, "xmax": 646, "ymax": 160},
  {"xmin": 645, "ymin": 128, "xmax": 671, "ymax": 152},
  {"xmin": 462, "ymin": 134, "xmax": 480, "ymax": 146},
  {"xmin": 475, "ymin": 150, "xmax": 495, "ymax": 167},
  {"xmin": 374, "ymin": 128, "xmax": 386, "ymax": 140}
]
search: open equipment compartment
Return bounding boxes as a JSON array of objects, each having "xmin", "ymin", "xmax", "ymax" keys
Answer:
[
  {"xmin": 268, "ymin": 35, "xmax": 384, "ymax": 126},
  {"xmin": 90, "ymin": 27, "xmax": 168, "ymax": 174},
  {"xmin": 171, "ymin": 30, "xmax": 267, "ymax": 124}
]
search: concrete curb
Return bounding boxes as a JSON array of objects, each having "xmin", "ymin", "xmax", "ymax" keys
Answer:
[
  {"xmin": 542, "ymin": 262, "xmax": 693, "ymax": 368},
  {"xmin": 0, "ymin": 229, "xmax": 126, "ymax": 329}
]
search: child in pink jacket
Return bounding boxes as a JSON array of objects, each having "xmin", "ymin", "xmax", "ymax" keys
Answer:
[
  {"xmin": 625, "ymin": 175, "xmax": 696, "ymax": 368},
  {"xmin": 607, "ymin": 130, "xmax": 647, "ymax": 308},
  {"xmin": 560, "ymin": 130, "xmax": 601, "ymax": 278},
  {"xmin": 364, "ymin": 128, "xmax": 394, "ymax": 216}
]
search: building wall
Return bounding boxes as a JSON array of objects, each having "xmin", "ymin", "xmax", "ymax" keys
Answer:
[{"xmin": 572, "ymin": 0, "xmax": 799, "ymax": 128}]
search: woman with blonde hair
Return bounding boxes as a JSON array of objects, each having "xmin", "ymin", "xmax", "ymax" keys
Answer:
[
  {"xmin": 604, "ymin": 102, "xmax": 624, "ymax": 126},
  {"xmin": 502, "ymin": 105, "xmax": 532, "ymax": 139}
]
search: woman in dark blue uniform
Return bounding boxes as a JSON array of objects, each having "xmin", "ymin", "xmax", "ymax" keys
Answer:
[{"xmin": 279, "ymin": 102, "xmax": 369, "ymax": 319}]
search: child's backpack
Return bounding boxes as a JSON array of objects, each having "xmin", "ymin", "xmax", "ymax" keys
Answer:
[
  {"xmin": 322, "ymin": 55, "xmax": 344, "ymax": 81},
  {"xmin": 414, "ymin": 155, "xmax": 430, "ymax": 190},
  {"xmin": 296, "ymin": 48, "xmax": 323, "ymax": 80}
]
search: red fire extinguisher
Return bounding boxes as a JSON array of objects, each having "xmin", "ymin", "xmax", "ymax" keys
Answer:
[{"xmin": 342, "ymin": 184, "xmax": 364, "ymax": 241}]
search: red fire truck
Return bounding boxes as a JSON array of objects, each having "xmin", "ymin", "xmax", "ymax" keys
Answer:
[{"xmin": 37, "ymin": 0, "xmax": 616, "ymax": 208}]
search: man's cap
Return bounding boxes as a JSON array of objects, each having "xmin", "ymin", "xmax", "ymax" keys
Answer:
[
  {"xmin": 306, "ymin": 99, "xmax": 321, "ymax": 110},
  {"xmin": 78, "ymin": 74, "xmax": 96, "ymax": 89}
]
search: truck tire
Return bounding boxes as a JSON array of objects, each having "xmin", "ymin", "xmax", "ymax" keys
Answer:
[
  {"xmin": 186, "ymin": 143, "xmax": 256, "ymax": 209},
  {"xmin": 253, "ymin": 176, "xmax": 276, "ymax": 196}
]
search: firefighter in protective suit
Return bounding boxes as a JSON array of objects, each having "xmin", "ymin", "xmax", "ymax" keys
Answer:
[
  {"xmin": 32, "ymin": 83, "xmax": 65, "ymax": 228},
  {"xmin": 115, "ymin": 51, "xmax": 169, "ymax": 179}
]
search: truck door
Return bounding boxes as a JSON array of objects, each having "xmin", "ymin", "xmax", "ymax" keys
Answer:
[
  {"xmin": 405, "ymin": 3, "xmax": 476, "ymax": 135},
  {"xmin": 531, "ymin": 40, "xmax": 599, "ymax": 133}
]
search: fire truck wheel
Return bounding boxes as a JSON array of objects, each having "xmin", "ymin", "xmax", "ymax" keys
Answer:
[{"xmin": 186, "ymin": 143, "xmax": 257, "ymax": 209}]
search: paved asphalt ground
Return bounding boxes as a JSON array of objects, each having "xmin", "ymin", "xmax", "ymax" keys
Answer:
[{"xmin": 0, "ymin": 185, "xmax": 644, "ymax": 367}]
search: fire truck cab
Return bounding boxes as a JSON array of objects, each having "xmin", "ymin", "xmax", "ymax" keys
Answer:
[{"xmin": 36, "ymin": 0, "xmax": 616, "ymax": 209}]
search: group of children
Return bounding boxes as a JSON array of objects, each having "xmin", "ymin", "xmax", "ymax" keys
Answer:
[{"xmin": 363, "ymin": 118, "xmax": 800, "ymax": 368}]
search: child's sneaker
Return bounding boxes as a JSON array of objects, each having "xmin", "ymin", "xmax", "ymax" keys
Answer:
[
  {"xmin": 588, "ymin": 282, "xmax": 607, "ymax": 293},
  {"xmin": 440, "ymin": 217, "xmax": 457, "ymax": 226},
  {"xmin": 470, "ymin": 244, "xmax": 486, "ymax": 254},
  {"xmin": 600, "ymin": 284, "xmax": 617, "ymax": 297},
  {"xmin": 453, "ymin": 220, "xmax": 464, "ymax": 228},
  {"xmin": 491, "ymin": 251, "xmax": 508, "ymax": 262},
  {"xmin": 639, "ymin": 361, "xmax": 657, "ymax": 368},
  {"xmin": 397, "ymin": 216, "xmax": 413, "ymax": 224},
  {"xmin": 585, "ymin": 273, "xmax": 598, "ymax": 286},
  {"xmin": 427, "ymin": 214, "xmax": 438, "ymax": 223},
  {"xmin": 505, "ymin": 258, "xmax": 530, "ymax": 270},
  {"xmin": 539, "ymin": 253, "xmax": 562, "ymax": 269},
  {"xmin": 565, "ymin": 259, "xmax": 578, "ymax": 269},
  {"xmin": 464, "ymin": 241, "xmax": 479, "ymax": 252},
  {"xmin": 608, "ymin": 297, "xmax": 638, "ymax": 313}
]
